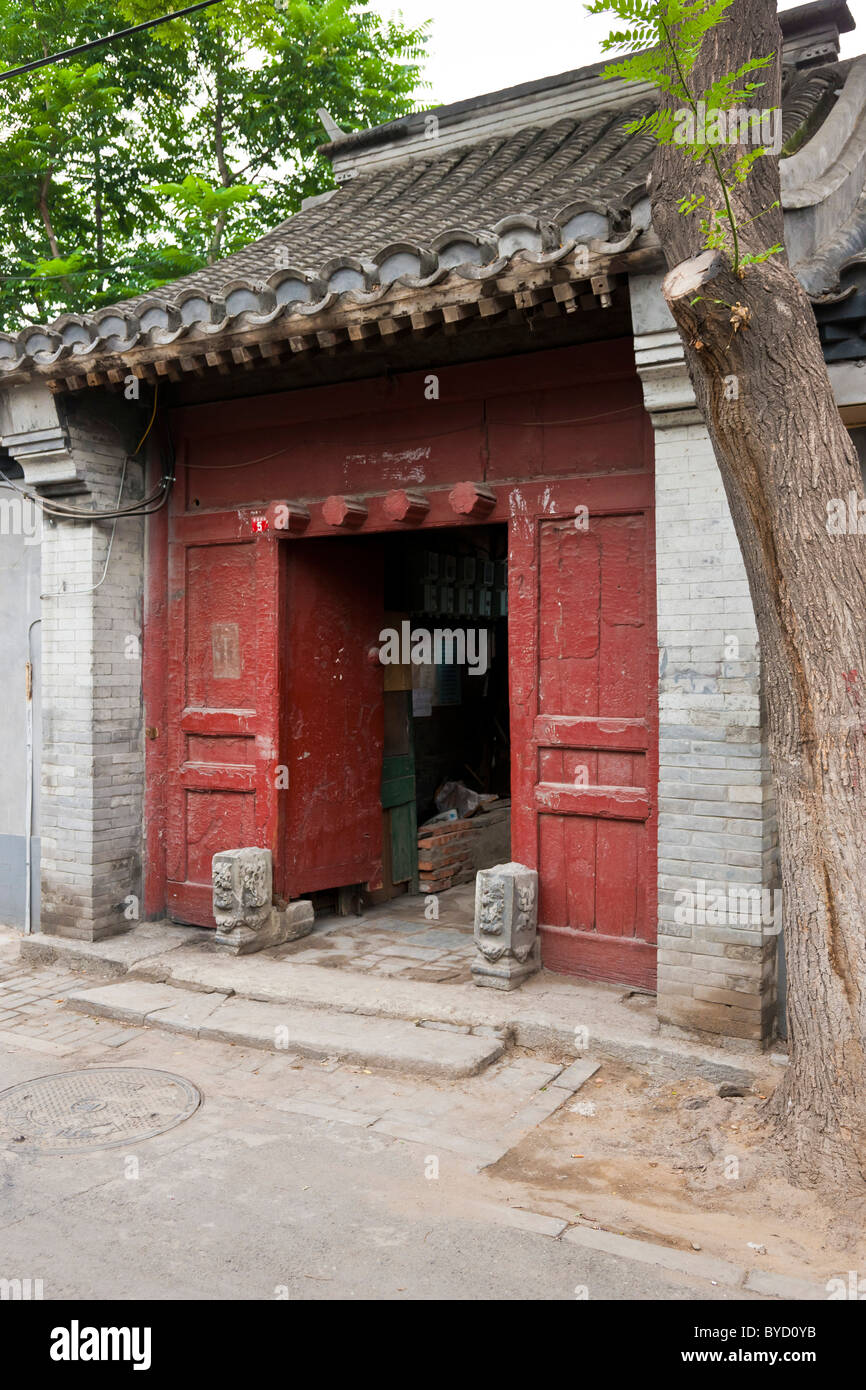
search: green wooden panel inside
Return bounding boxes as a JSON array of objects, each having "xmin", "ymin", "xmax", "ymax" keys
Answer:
[
  {"xmin": 381, "ymin": 752, "xmax": 415, "ymax": 809},
  {"xmin": 390, "ymin": 801, "xmax": 417, "ymax": 885},
  {"xmin": 381, "ymin": 752, "xmax": 417, "ymax": 886}
]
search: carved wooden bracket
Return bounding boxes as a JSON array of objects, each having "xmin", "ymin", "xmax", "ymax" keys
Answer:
[
  {"xmin": 383, "ymin": 489, "xmax": 430, "ymax": 524},
  {"xmin": 267, "ymin": 500, "xmax": 311, "ymax": 535},
  {"xmin": 322, "ymin": 495, "xmax": 368, "ymax": 528},
  {"xmin": 449, "ymin": 481, "xmax": 497, "ymax": 518}
]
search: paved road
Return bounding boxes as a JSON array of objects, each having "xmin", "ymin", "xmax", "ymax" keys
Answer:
[
  {"xmin": 0, "ymin": 1024, "xmax": 758, "ymax": 1301},
  {"xmin": 0, "ymin": 1081, "xmax": 749, "ymax": 1301},
  {"xmin": 0, "ymin": 944, "xmax": 770, "ymax": 1302}
]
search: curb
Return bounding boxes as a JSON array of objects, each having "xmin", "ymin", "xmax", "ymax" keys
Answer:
[{"xmin": 501, "ymin": 1207, "xmax": 829, "ymax": 1299}]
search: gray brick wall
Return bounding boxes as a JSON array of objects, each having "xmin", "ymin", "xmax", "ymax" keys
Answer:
[
  {"xmin": 2, "ymin": 386, "xmax": 147, "ymax": 941},
  {"xmin": 631, "ymin": 278, "xmax": 779, "ymax": 1046},
  {"xmin": 653, "ymin": 419, "xmax": 778, "ymax": 1043}
]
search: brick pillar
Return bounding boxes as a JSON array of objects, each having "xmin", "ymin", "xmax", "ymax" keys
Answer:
[
  {"xmin": 0, "ymin": 384, "xmax": 146, "ymax": 940},
  {"xmin": 630, "ymin": 274, "xmax": 779, "ymax": 1046}
]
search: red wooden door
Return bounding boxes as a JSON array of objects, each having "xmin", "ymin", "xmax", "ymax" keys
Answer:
[
  {"xmin": 509, "ymin": 477, "xmax": 658, "ymax": 989},
  {"xmin": 282, "ymin": 538, "xmax": 385, "ymax": 897},
  {"xmin": 165, "ymin": 517, "xmax": 283, "ymax": 926}
]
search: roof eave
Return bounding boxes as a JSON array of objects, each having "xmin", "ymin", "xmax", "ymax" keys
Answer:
[{"xmin": 4, "ymin": 238, "xmax": 663, "ymax": 394}]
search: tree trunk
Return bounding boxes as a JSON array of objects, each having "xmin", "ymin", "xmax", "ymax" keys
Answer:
[
  {"xmin": 38, "ymin": 172, "xmax": 61, "ymax": 260},
  {"xmin": 651, "ymin": 0, "xmax": 866, "ymax": 1189},
  {"xmin": 209, "ymin": 29, "xmax": 231, "ymax": 265}
]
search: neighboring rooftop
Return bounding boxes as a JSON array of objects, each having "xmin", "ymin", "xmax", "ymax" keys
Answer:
[{"xmin": 317, "ymin": 0, "xmax": 856, "ymax": 179}]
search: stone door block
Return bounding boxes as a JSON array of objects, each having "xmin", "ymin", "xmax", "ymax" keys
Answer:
[
  {"xmin": 472, "ymin": 861, "xmax": 541, "ymax": 990},
  {"xmin": 212, "ymin": 847, "xmax": 314, "ymax": 955}
]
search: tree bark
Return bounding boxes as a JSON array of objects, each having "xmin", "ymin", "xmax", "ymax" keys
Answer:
[
  {"xmin": 652, "ymin": 0, "xmax": 866, "ymax": 1189},
  {"xmin": 38, "ymin": 171, "xmax": 61, "ymax": 260},
  {"xmin": 209, "ymin": 28, "xmax": 231, "ymax": 265}
]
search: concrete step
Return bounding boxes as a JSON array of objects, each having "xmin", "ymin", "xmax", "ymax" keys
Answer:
[
  {"xmin": 20, "ymin": 924, "xmax": 211, "ymax": 979},
  {"xmin": 18, "ymin": 923, "xmax": 766, "ymax": 1085},
  {"xmin": 64, "ymin": 980, "xmax": 506, "ymax": 1078}
]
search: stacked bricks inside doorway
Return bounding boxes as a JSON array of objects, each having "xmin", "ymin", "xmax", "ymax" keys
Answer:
[
  {"xmin": 417, "ymin": 800, "xmax": 511, "ymax": 893},
  {"xmin": 417, "ymin": 820, "xmax": 475, "ymax": 893}
]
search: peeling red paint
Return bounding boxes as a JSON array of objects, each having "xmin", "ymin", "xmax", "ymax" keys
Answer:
[{"xmin": 146, "ymin": 340, "xmax": 657, "ymax": 988}]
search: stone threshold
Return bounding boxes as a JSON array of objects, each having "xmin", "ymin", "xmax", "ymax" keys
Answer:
[
  {"xmin": 20, "ymin": 922, "xmax": 766, "ymax": 1085},
  {"xmin": 64, "ymin": 975, "xmax": 607, "ymax": 1159},
  {"xmin": 63, "ymin": 979, "xmax": 507, "ymax": 1080}
]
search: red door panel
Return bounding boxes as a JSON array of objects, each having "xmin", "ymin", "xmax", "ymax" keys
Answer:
[
  {"xmin": 165, "ymin": 523, "xmax": 282, "ymax": 926},
  {"xmin": 282, "ymin": 539, "xmax": 384, "ymax": 896},
  {"xmin": 509, "ymin": 482, "xmax": 658, "ymax": 990}
]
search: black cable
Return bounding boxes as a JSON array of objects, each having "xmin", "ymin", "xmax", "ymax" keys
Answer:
[
  {"xmin": 0, "ymin": 464, "xmax": 173, "ymax": 518},
  {"xmin": 0, "ymin": 380, "xmax": 175, "ymax": 519},
  {"xmin": 0, "ymin": 255, "xmax": 204, "ymax": 282},
  {"xmin": 0, "ymin": 0, "xmax": 227, "ymax": 83},
  {"xmin": 0, "ymin": 395, "xmax": 174, "ymax": 520}
]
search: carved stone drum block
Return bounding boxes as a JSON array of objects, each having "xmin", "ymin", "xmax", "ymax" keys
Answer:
[{"xmin": 472, "ymin": 861, "xmax": 540, "ymax": 990}]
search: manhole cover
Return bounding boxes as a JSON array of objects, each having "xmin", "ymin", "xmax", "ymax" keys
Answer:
[{"xmin": 0, "ymin": 1068, "xmax": 202, "ymax": 1154}]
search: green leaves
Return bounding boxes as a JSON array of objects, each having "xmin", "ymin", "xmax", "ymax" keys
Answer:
[
  {"xmin": 588, "ymin": 0, "xmax": 783, "ymax": 276},
  {"xmin": 738, "ymin": 243, "xmax": 784, "ymax": 268},
  {"xmin": 625, "ymin": 108, "xmax": 682, "ymax": 143},
  {"xmin": 22, "ymin": 250, "xmax": 91, "ymax": 281},
  {"xmin": 0, "ymin": 0, "xmax": 429, "ymax": 329},
  {"xmin": 586, "ymin": 0, "xmax": 664, "ymax": 55},
  {"xmin": 728, "ymin": 148, "xmax": 765, "ymax": 184},
  {"xmin": 152, "ymin": 175, "xmax": 260, "ymax": 219}
]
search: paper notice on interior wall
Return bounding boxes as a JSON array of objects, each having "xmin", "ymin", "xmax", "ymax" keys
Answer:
[
  {"xmin": 412, "ymin": 688, "xmax": 433, "ymax": 718},
  {"xmin": 413, "ymin": 659, "xmax": 436, "ymax": 691}
]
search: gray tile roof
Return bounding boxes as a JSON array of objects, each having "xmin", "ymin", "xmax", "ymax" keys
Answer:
[
  {"xmin": 109, "ymin": 59, "xmax": 851, "ymax": 307},
  {"xmin": 0, "ymin": 58, "xmax": 857, "ymax": 381},
  {"xmin": 136, "ymin": 106, "xmax": 656, "ymax": 302},
  {"xmin": 814, "ymin": 249, "xmax": 866, "ymax": 359}
]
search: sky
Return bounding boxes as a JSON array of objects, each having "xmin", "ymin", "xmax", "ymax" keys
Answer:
[{"xmin": 370, "ymin": 0, "xmax": 865, "ymax": 108}]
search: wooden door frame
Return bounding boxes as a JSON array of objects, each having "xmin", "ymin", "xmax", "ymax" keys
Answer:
[{"xmin": 144, "ymin": 472, "xmax": 657, "ymax": 979}]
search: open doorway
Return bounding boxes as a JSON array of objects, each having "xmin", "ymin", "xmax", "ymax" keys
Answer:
[
  {"xmin": 286, "ymin": 522, "xmax": 511, "ymax": 919},
  {"xmin": 370, "ymin": 522, "xmax": 511, "ymax": 905}
]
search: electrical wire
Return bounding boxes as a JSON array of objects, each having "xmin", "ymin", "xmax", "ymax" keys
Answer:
[
  {"xmin": 37, "ymin": 384, "xmax": 171, "ymax": 594},
  {"xmin": 133, "ymin": 381, "xmax": 160, "ymax": 456},
  {"xmin": 186, "ymin": 445, "xmax": 306, "ymax": 471},
  {"xmin": 0, "ymin": 381, "xmax": 167, "ymax": 520},
  {"xmin": 0, "ymin": 0, "xmax": 227, "ymax": 84},
  {"xmin": 0, "ymin": 383, "xmax": 638, "ymax": 511},
  {"xmin": 41, "ymin": 454, "xmax": 129, "ymax": 597},
  {"xmin": 1, "ymin": 251, "xmax": 210, "ymax": 282},
  {"xmin": 0, "ymin": 461, "xmax": 171, "ymax": 516},
  {"xmin": 39, "ymin": 468, "xmax": 182, "ymax": 592}
]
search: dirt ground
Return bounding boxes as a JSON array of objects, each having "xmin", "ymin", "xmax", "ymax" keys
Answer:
[{"xmin": 485, "ymin": 1054, "xmax": 866, "ymax": 1284}]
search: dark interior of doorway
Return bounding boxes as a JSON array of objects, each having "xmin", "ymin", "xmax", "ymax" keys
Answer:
[
  {"xmin": 388, "ymin": 523, "xmax": 510, "ymax": 814},
  {"xmin": 316, "ymin": 521, "xmax": 511, "ymax": 915}
]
